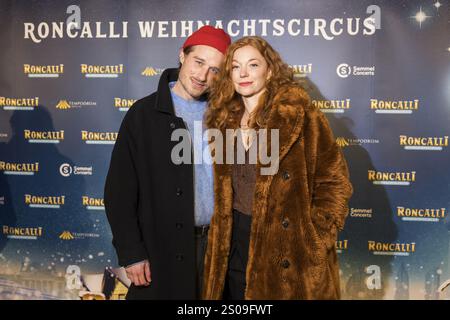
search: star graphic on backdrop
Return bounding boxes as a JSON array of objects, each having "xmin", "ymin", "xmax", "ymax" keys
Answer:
[
  {"xmin": 434, "ymin": 1, "xmax": 442, "ymax": 10},
  {"xmin": 410, "ymin": 6, "xmax": 431, "ymax": 28}
]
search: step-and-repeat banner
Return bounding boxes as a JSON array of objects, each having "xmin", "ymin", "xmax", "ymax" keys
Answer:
[{"xmin": 0, "ymin": 0, "xmax": 449, "ymax": 300}]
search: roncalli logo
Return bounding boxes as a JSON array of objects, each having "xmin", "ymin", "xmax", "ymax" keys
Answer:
[
  {"xmin": 114, "ymin": 97, "xmax": 137, "ymax": 111},
  {"xmin": 56, "ymin": 99, "xmax": 97, "ymax": 109},
  {"xmin": 0, "ymin": 196, "xmax": 4, "ymax": 205},
  {"xmin": 397, "ymin": 206, "xmax": 446, "ymax": 222},
  {"xmin": 368, "ymin": 241, "xmax": 416, "ymax": 256},
  {"xmin": 336, "ymin": 137, "xmax": 380, "ymax": 148},
  {"xmin": 336, "ymin": 63, "xmax": 375, "ymax": 78},
  {"xmin": 400, "ymin": 135, "xmax": 448, "ymax": 151},
  {"xmin": 24, "ymin": 194, "xmax": 65, "ymax": 209},
  {"xmin": 290, "ymin": 64, "xmax": 312, "ymax": 77},
  {"xmin": 23, "ymin": 64, "xmax": 64, "ymax": 78},
  {"xmin": 24, "ymin": 130, "xmax": 64, "ymax": 144},
  {"xmin": 81, "ymin": 131, "xmax": 117, "ymax": 144},
  {"xmin": 3, "ymin": 225, "xmax": 43, "ymax": 240},
  {"xmin": 59, "ymin": 163, "xmax": 93, "ymax": 177},
  {"xmin": 0, "ymin": 133, "xmax": 8, "ymax": 139},
  {"xmin": 336, "ymin": 239, "xmax": 348, "ymax": 253},
  {"xmin": 0, "ymin": 161, "xmax": 39, "ymax": 175},
  {"xmin": 141, "ymin": 67, "xmax": 164, "ymax": 77},
  {"xmin": 368, "ymin": 170, "xmax": 416, "ymax": 186},
  {"xmin": 59, "ymin": 230, "xmax": 100, "ymax": 240},
  {"xmin": 370, "ymin": 99, "xmax": 419, "ymax": 114},
  {"xmin": 82, "ymin": 196, "xmax": 104, "ymax": 211},
  {"xmin": 312, "ymin": 99, "xmax": 350, "ymax": 113},
  {"xmin": 0, "ymin": 96, "xmax": 39, "ymax": 111},
  {"xmin": 81, "ymin": 64, "xmax": 124, "ymax": 78}
]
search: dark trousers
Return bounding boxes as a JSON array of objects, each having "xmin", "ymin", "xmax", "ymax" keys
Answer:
[
  {"xmin": 195, "ymin": 227, "xmax": 209, "ymax": 299},
  {"xmin": 224, "ymin": 209, "xmax": 252, "ymax": 300}
]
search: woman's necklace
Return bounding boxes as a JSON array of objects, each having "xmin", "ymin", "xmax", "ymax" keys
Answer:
[{"xmin": 240, "ymin": 108, "xmax": 256, "ymax": 150}]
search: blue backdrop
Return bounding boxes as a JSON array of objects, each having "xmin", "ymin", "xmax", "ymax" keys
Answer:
[{"xmin": 0, "ymin": 0, "xmax": 449, "ymax": 300}]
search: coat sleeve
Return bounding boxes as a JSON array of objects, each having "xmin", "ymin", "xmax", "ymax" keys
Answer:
[
  {"xmin": 308, "ymin": 111, "xmax": 353, "ymax": 249},
  {"xmin": 104, "ymin": 114, "xmax": 148, "ymax": 267}
]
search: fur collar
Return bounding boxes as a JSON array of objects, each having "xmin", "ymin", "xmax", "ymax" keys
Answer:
[{"xmin": 215, "ymin": 84, "xmax": 309, "ymax": 177}]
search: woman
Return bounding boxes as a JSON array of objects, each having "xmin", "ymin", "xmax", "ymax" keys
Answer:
[{"xmin": 203, "ymin": 36, "xmax": 353, "ymax": 300}]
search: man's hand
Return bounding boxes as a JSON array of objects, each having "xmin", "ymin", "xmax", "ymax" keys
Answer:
[{"xmin": 125, "ymin": 260, "xmax": 151, "ymax": 286}]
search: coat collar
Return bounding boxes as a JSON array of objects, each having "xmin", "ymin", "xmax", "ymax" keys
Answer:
[
  {"xmin": 154, "ymin": 68, "xmax": 179, "ymax": 115},
  {"xmin": 215, "ymin": 85, "xmax": 308, "ymax": 177},
  {"xmin": 264, "ymin": 85, "xmax": 307, "ymax": 168}
]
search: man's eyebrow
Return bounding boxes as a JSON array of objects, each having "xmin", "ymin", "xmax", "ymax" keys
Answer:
[
  {"xmin": 193, "ymin": 56, "xmax": 206, "ymax": 61},
  {"xmin": 192, "ymin": 55, "xmax": 220, "ymax": 70}
]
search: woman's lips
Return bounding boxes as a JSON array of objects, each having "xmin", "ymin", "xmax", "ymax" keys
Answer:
[{"xmin": 239, "ymin": 82, "xmax": 253, "ymax": 87}]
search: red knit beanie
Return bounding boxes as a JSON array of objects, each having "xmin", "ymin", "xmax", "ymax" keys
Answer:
[{"xmin": 182, "ymin": 26, "xmax": 231, "ymax": 55}]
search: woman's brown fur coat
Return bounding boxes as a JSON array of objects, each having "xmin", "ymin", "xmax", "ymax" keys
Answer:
[{"xmin": 202, "ymin": 84, "xmax": 353, "ymax": 300}]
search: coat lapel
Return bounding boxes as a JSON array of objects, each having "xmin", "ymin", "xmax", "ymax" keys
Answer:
[{"xmin": 255, "ymin": 85, "xmax": 307, "ymax": 184}]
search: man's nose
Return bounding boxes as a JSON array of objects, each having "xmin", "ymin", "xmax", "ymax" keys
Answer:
[{"xmin": 197, "ymin": 66, "xmax": 209, "ymax": 81}]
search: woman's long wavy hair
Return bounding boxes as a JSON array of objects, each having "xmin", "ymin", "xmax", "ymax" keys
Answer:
[{"xmin": 205, "ymin": 36, "xmax": 297, "ymax": 130}]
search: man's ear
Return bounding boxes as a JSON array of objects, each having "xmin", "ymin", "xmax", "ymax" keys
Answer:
[{"xmin": 179, "ymin": 49, "xmax": 185, "ymax": 65}]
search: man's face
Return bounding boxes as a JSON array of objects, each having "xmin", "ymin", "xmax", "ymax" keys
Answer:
[{"xmin": 176, "ymin": 45, "xmax": 224, "ymax": 100}]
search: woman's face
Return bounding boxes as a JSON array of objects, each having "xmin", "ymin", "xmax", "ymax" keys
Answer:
[{"xmin": 231, "ymin": 45, "xmax": 271, "ymax": 99}]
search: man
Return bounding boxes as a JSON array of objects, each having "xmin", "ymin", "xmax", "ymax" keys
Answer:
[{"xmin": 104, "ymin": 26, "xmax": 231, "ymax": 299}]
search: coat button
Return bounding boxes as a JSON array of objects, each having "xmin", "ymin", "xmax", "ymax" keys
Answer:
[
  {"xmin": 281, "ymin": 259, "xmax": 290, "ymax": 269},
  {"xmin": 282, "ymin": 219, "xmax": 289, "ymax": 229},
  {"xmin": 176, "ymin": 188, "xmax": 182, "ymax": 196},
  {"xmin": 176, "ymin": 254, "xmax": 184, "ymax": 261},
  {"xmin": 176, "ymin": 223, "xmax": 183, "ymax": 229},
  {"xmin": 170, "ymin": 122, "xmax": 176, "ymax": 129},
  {"xmin": 282, "ymin": 171, "xmax": 290, "ymax": 180}
]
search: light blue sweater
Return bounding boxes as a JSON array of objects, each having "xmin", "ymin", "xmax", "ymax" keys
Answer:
[{"xmin": 169, "ymin": 82, "xmax": 214, "ymax": 226}]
